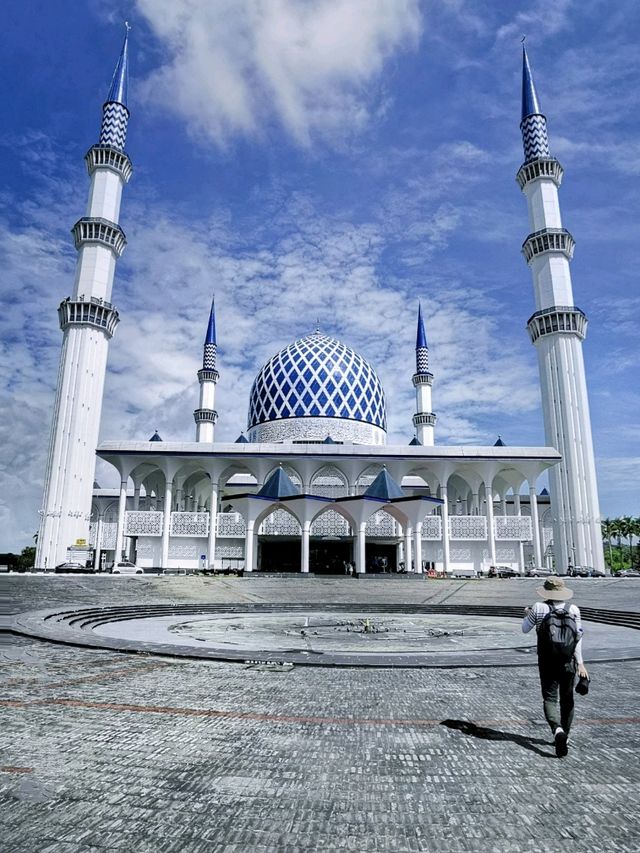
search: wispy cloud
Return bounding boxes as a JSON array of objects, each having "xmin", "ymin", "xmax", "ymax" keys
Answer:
[{"xmin": 136, "ymin": 0, "xmax": 423, "ymax": 146}]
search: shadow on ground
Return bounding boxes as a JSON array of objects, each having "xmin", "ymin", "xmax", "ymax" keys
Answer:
[{"xmin": 441, "ymin": 718, "xmax": 555, "ymax": 758}]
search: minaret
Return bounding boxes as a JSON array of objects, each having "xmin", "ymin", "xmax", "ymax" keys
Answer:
[
  {"xmin": 412, "ymin": 303, "xmax": 436, "ymax": 446},
  {"xmin": 194, "ymin": 297, "xmax": 219, "ymax": 442},
  {"xmin": 36, "ymin": 27, "xmax": 133, "ymax": 569},
  {"xmin": 517, "ymin": 45, "xmax": 604, "ymax": 573}
]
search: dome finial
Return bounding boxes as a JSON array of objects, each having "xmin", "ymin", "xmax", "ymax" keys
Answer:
[{"xmin": 205, "ymin": 295, "xmax": 216, "ymax": 346}]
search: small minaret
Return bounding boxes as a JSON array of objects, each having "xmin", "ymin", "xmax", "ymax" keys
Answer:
[
  {"xmin": 517, "ymin": 45, "xmax": 604, "ymax": 573},
  {"xmin": 36, "ymin": 26, "xmax": 133, "ymax": 569},
  {"xmin": 412, "ymin": 303, "xmax": 436, "ymax": 446},
  {"xmin": 194, "ymin": 297, "xmax": 219, "ymax": 442}
]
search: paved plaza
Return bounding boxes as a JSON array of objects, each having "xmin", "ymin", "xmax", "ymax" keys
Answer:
[{"xmin": 2, "ymin": 576, "xmax": 640, "ymax": 852}]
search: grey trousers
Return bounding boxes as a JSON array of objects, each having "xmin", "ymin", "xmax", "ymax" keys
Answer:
[{"xmin": 539, "ymin": 663, "xmax": 576, "ymax": 733}]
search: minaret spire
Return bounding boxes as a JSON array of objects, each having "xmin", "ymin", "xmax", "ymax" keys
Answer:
[
  {"xmin": 194, "ymin": 296, "xmax": 219, "ymax": 442},
  {"xmin": 100, "ymin": 23, "xmax": 131, "ymax": 151},
  {"xmin": 516, "ymin": 46, "xmax": 605, "ymax": 574},
  {"xmin": 519, "ymin": 45, "xmax": 550, "ymax": 163},
  {"xmin": 412, "ymin": 303, "xmax": 436, "ymax": 446},
  {"xmin": 36, "ymin": 29, "xmax": 134, "ymax": 569}
]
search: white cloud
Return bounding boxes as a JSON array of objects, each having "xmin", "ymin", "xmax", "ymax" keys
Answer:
[{"xmin": 136, "ymin": 0, "xmax": 422, "ymax": 145}]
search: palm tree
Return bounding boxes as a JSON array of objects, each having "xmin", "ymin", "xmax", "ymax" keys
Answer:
[
  {"xmin": 619, "ymin": 516, "xmax": 635, "ymax": 569},
  {"xmin": 601, "ymin": 518, "xmax": 615, "ymax": 570}
]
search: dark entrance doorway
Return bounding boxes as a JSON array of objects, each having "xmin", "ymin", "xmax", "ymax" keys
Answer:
[
  {"xmin": 310, "ymin": 539, "xmax": 352, "ymax": 574},
  {"xmin": 259, "ymin": 539, "xmax": 300, "ymax": 572},
  {"xmin": 366, "ymin": 542, "xmax": 397, "ymax": 573}
]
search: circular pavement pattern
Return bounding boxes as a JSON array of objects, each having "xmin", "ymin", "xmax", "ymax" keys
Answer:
[{"xmin": 9, "ymin": 602, "xmax": 640, "ymax": 668}]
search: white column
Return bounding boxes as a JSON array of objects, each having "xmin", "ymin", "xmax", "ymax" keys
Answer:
[
  {"xmin": 404, "ymin": 524, "xmax": 412, "ymax": 572},
  {"xmin": 161, "ymin": 479, "xmax": 173, "ymax": 569},
  {"xmin": 114, "ymin": 478, "xmax": 128, "ymax": 563},
  {"xmin": 529, "ymin": 484, "xmax": 542, "ymax": 569},
  {"xmin": 485, "ymin": 482, "xmax": 496, "ymax": 568},
  {"xmin": 357, "ymin": 523, "xmax": 367, "ymax": 573},
  {"xmin": 414, "ymin": 522, "xmax": 423, "ymax": 574},
  {"xmin": 515, "ymin": 495, "xmax": 525, "ymax": 572},
  {"xmin": 133, "ymin": 480, "xmax": 141, "ymax": 511},
  {"xmin": 208, "ymin": 483, "xmax": 218, "ymax": 569},
  {"xmin": 94, "ymin": 516, "xmax": 103, "ymax": 572},
  {"xmin": 441, "ymin": 489, "xmax": 450, "ymax": 575},
  {"xmin": 301, "ymin": 520, "xmax": 311, "ymax": 573},
  {"xmin": 244, "ymin": 520, "xmax": 255, "ymax": 573}
]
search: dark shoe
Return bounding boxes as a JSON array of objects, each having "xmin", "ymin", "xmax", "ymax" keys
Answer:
[{"xmin": 555, "ymin": 729, "xmax": 568, "ymax": 758}]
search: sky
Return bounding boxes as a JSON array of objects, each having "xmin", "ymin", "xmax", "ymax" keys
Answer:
[{"xmin": 1, "ymin": 0, "xmax": 639, "ymax": 551}]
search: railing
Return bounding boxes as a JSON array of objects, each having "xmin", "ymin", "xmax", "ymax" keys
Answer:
[
  {"xmin": 170, "ymin": 512, "xmax": 209, "ymax": 538},
  {"xmin": 448, "ymin": 516, "xmax": 487, "ymax": 540},
  {"xmin": 494, "ymin": 515, "xmax": 533, "ymax": 541}
]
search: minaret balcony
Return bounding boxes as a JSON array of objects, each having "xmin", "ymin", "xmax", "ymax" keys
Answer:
[
  {"xmin": 522, "ymin": 228, "xmax": 575, "ymax": 264},
  {"xmin": 516, "ymin": 157, "xmax": 563, "ymax": 190},
  {"xmin": 72, "ymin": 217, "xmax": 127, "ymax": 257},
  {"xmin": 412, "ymin": 372, "xmax": 433, "ymax": 387},
  {"xmin": 413, "ymin": 412, "xmax": 437, "ymax": 426},
  {"xmin": 193, "ymin": 408, "xmax": 219, "ymax": 424},
  {"xmin": 85, "ymin": 145, "xmax": 133, "ymax": 183},
  {"xmin": 527, "ymin": 306, "xmax": 587, "ymax": 343},
  {"xmin": 197, "ymin": 368, "xmax": 219, "ymax": 383},
  {"xmin": 58, "ymin": 297, "xmax": 120, "ymax": 339}
]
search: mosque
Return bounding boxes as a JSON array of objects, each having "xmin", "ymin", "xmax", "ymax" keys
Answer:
[{"xmin": 34, "ymin": 32, "xmax": 606, "ymax": 576}]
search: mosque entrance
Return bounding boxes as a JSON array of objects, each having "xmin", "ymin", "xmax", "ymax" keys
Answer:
[
  {"xmin": 258, "ymin": 539, "xmax": 300, "ymax": 572},
  {"xmin": 310, "ymin": 540, "xmax": 352, "ymax": 574},
  {"xmin": 365, "ymin": 542, "xmax": 397, "ymax": 573}
]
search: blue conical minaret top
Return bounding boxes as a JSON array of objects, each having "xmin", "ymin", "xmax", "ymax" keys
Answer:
[
  {"xmin": 519, "ymin": 44, "xmax": 551, "ymax": 163},
  {"xmin": 99, "ymin": 25, "xmax": 131, "ymax": 150},
  {"xmin": 205, "ymin": 297, "xmax": 217, "ymax": 346},
  {"xmin": 521, "ymin": 45, "xmax": 541, "ymax": 120},
  {"xmin": 416, "ymin": 303, "xmax": 428, "ymax": 349},
  {"xmin": 415, "ymin": 303, "xmax": 430, "ymax": 374},
  {"xmin": 106, "ymin": 25, "xmax": 130, "ymax": 106},
  {"xmin": 202, "ymin": 297, "xmax": 217, "ymax": 371}
]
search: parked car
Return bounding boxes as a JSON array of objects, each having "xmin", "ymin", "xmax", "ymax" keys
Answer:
[
  {"xmin": 489, "ymin": 565, "xmax": 520, "ymax": 578},
  {"xmin": 525, "ymin": 567, "xmax": 555, "ymax": 577},
  {"xmin": 111, "ymin": 561, "xmax": 144, "ymax": 575},
  {"xmin": 588, "ymin": 568, "xmax": 606, "ymax": 578},
  {"xmin": 54, "ymin": 561, "xmax": 93, "ymax": 574},
  {"xmin": 568, "ymin": 566, "xmax": 593, "ymax": 577},
  {"xmin": 617, "ymin": 569, "xmax": 640, "ymax": 578}
]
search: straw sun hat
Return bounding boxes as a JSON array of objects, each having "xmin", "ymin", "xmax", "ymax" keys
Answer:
[{"xmin": 536, "ymin": 577, "xmax": 574, "ymax": 601}]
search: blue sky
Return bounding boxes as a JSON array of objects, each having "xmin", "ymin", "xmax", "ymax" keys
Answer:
[{"xmin": 1, "ymin": 0, "xmax": 639, "ymax": 551}]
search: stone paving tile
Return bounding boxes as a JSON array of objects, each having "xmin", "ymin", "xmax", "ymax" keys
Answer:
[{"xmin": 2, "ymin": 577, "xmax": 640, "ymax": 852}]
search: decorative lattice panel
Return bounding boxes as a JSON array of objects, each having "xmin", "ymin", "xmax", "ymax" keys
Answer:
[
  {"xmin": 311, "ymin": 511, "xmax": 350, "ymax": 537},
  {"xmin": 542, "ymin": 527, "xmax": 553, "ymax": 549},
  {"xmin": 170, "ymin": 512, "xmax": 209, "ymax": 538},
  {"xmin": 124, "ymin": 511, "xmax": 163, "ymax": 537},
  {"xmin": 100, "ymin": 522, "xmax": 117, "ymax": 549},
  {"xmin": 449, "ymin": 516, "xmax": 487, "ymax": 540},
  {"xmin": 422, "ymin": 516, "xmax": 442, "ymax": 540},
  {"xmin": 217, "ymin": 513, "xmax": 246, "ymax": 537},
  {"xmin": 450, "ymin": 548, "xmax": 472, "ymax": 561},
  {"xmin": 260, "ymin": 510, "xmax": 301, "ymax": 536},
  {"xmin": 494, "ymin": 516, "xmax": 533, "ymax": 541},
  {"xmin": 89, "ymin": 523, "xmax": 97, "ymax": 547},
  {"xmin": 135, "ymin": 540, "xmax": 154, "ymax": 557},
  {"xmin": 168, "ymin": 542, "xmax": 200, "ymax": 559},
  {"xmin": 216, "ymin": 544, "xmax": 244, "ymax": 558},
  {"xmin": 496, "ymin": 547, "xmax": 518, "ymax": 561},
  {"xmin": 309, "ymin": 468, "xmax": 348, "ymax": 498},
  {"xmin": 365, "ymin": 511, "xmax": 396, "ymax": 537}
]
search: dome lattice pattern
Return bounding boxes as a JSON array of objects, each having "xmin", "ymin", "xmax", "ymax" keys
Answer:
[{"xmin": 248, "ymin": 332, "xmax": 386, "ymax": 431}]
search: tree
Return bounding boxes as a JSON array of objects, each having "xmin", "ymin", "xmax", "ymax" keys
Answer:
[
  {"xmin": 17, "ymin": 546, "xmax": 36, "ymax": 570},
  {"xmin": 620, "ymin": 517, "xmax": 635, "ymax": 570},
  {"xmin": 601, "ymin": 518, "xmax": 615, "ymax": 569}
]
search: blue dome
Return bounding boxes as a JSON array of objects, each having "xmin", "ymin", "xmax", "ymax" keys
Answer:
[{"xmin": 247, "ymin": 332, "xmax": 386, "ymax": 435}]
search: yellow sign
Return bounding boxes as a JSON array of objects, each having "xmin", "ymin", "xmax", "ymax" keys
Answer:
[{"xmin": 75, "ymin": 539, "xmax": 87, "ymax": 546}]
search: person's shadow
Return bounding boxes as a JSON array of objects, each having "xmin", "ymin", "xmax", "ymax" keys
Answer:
[{"xmin": 441, "ymin": 719, "xmax": 555, "ymax": 758}]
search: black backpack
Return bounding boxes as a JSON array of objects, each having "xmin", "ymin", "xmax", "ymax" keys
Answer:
[{"xmin": 537, "ymin": 605, "xmax": 579, "ymax": 665}]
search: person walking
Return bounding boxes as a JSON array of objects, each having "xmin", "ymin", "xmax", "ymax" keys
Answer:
[{"xmin": 522, "ymin": 577, "xmax": 589, "ymax": 758}]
